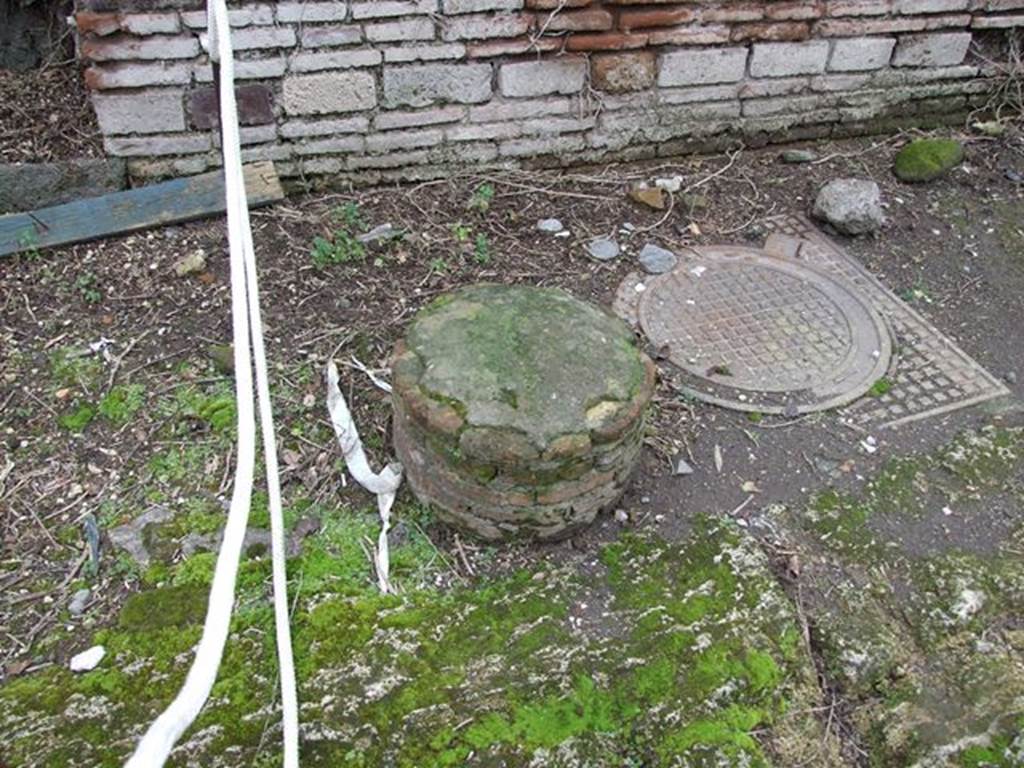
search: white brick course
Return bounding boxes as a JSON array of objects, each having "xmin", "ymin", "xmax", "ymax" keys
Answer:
[
  {"xmin": 276, "ymin": 2, "xmax": 349, "ymax": 23},
  {"xmin": 892, "ymin": 32, "xmax": 972, "ymax": 67},
  {"xmin": 658, "ymin": 48, "xmax": 748, "ymax": 86},
  {"xmin": 375, "ymin": 105, "xmax": 465, "ymax": 130},
  {"xmin": 384, "ymin": 44, "xmax": 466, "ymax": 62},
  {"xmin": 281, "ymin": 116, "xmax": 370, "ymax": 137},
  {"xmin": 443, "ymin": 14, "xmax": 532, "ymax": 41},
  {"xmin": 290, "ymin": 50, "xmax": 382, "ymax": 72},
  {"xmin": 443, "ymin": 0, "xmax": 523, "ymax": 13},
  {"xmin": 301, "ymin": 26, "xmax": 363, "ymax": 48},
  {"xmin": 351, "ymin": 0, "xmax": 437, "ymax": 19},
  {"xmin": 498, "ymin": 59, "xmax": 587, "ymax": 97},
  {"xmin": 383, "ymin": 63, "xmax": 493, "ymax": 107},
  {"xmin": 283, "ymin": 71, "xmax": 378, "ymax": 114},
  {"xmin": 181, "ymin": 5, "xmax": 274, "ymax": 27},
  {"xmin": 366, "ymin": 128, "xmax": 444, "ymax": 153},
  {"xmin": 194, "ymin": 58, "xmax": 287, "ymax": 82},
  {"xmin": 750, "ymin": 41, "xmax": 830, "ymax": 77},
  {"xmin": 104, "ymin": 134, "xmax": 211, "ymax": 156},
  {"xmin": 92, "ymin": 90, "xmax": 186, "ymax": 135},
  {"xmin": 294, "ymin": 136, "xmax": 366, "ymax": 154},
  {"xmin": 231, "ymin": 26, "xmax": 297, "ymax": 50},
  {"xmin": 468, "ymin": 97, "xmax": 570, "ymax": 122},
  {"xmin": 830, "ymin": 37, "xmax": 895, "ymax": 71},
  {"xmin": 499, "ymin": 135, "xmax": 586, "ymax": 157},
  {"xmin": 365, "ymin": 19, "xmax": 436, "ymax": 42}
]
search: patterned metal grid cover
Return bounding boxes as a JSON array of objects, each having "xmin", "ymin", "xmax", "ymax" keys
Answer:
[
  {"xmin": 635, "ymin": 246, "xmax": 891, "ymax": 414},
  {"xmin": 613, "ymin": 215, "xmax": 1009, "ymax": 427},
  {"xmin": 762, "ymin": 214, "xmax": 1010, "ymax": 427}
]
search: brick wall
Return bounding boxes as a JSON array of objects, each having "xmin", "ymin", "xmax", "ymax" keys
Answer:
[{"xmin": 73, "ymin": 0, "xmax": 1024, "ymax": 184}]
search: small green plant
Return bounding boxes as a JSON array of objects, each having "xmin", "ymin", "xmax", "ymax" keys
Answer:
[
  {"xmin": 452, "ymin": 223, "xmax": 472, "ymax": 243},
  {"xmin": 869, "ymin": 378, "xmax": 893, "ymax": 397},
  {"xmin": 59, "ymin": 404, "xmax": 96, "ymax": 432},
  {"xmin": 333, "ymin": 201, "xmax": 365, "ymax": 231},
  {"xmin": 429, "ymin": 257, "xmax": 449, "ymax": 275},
  {"xmin": 74, "ymin": 272, "xmax": 102, "ymax": 304},
  {"xmin": 467, "ymin": 183, "xmax": 495, "ymax": 214},
  {"xmin": 899, "ymin": 281, "xmax": 932, "ymax": 304},
  {"xmin": 311, "ymin": 202, "xmax": 368, "ymax": 267},
  {"xmin": 746, "ymin": 411, "xmax": 763, "ymax": 424},
  {"xmin": 99, "ymin": 384, "xmax": 146, "ymax": 425},
  {"xmin": 473, "ymin": 233, "xmax": 491, "ymax": 265},
  {"xmin": 311, "ymin": 231, "xmax": 366, "ymax": 267},
  {"xmin": 17, "ymin": 227, "xmax": 40, "ymax": 258}
]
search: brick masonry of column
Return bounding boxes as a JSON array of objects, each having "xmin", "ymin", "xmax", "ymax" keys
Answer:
[{"xmin": 72, "ymin": 0, "xmax": 1024, "ymax": 184}]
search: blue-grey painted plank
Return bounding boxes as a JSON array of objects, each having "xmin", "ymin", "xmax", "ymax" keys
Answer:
[{"xmin": 0, "ymin": 161, "xmax": 283, "ymax": 257}]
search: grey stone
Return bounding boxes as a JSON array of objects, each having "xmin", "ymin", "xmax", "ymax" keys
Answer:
[
  {"xmin": 283, "ymin": 71, "xmax": 378, "ymax": 115},
  {"xmin": 781, "ymin": 149, "xmax": 817, "ymax": 164},
  {"xmin": 673, "ymin": 457, "xmax": 694, "ymax": 476},
  {"xmin": 813, "ymin": 178, "xmax": 884, "ymax": 236},
  {"xmin": 91, "ymin": 90, "xmax": 186, "ymax": 135},
  {"xmin": 892, "ymin": 32, "xmax": 972, "ymax": 68},
  {"xmin": 537, "ymin": 218, "xmax": 564, "ymax": 233},
  {"xmin": 173, "ymin": 251, "xmax": 207, "ymax": 277},
  {"xmin": 829, "ymin": 37, "xmax": 895, "ymax": 72},
  {"xmin": 179, "ymin": 527, "xmax": 272, "ymax": 558},
  {"xmin": 384, "ymin": 63, "xmax": 492, "ymax": 107},
  {"xmin": 658, "ymin": 47, "xmax": 748, "ymax": 87},
  {"xmin": 498, "ymin": 59, "xmax": 587, "ymax": 98},
  {"xmin": 750, "ymin": 41, "xmax": 829, "ymax": 78},
  {"xmin": 68, "ymin": 588, "xmax": 92, "ymax": 617},
  {"xmin": 107, "ymin": 505, "xmax": 175, "ymax": 568},
  {"xmin": 357, "ymin": 223, "xmax": 404, "ymax": 243},
  {"xmin": 588, "ymin": 238, "xmax": 620, "ymax": 261},
  {"xmin": 0, "ymin": 158, "xmax": 126, "ymax": 214},
  {"xmin": 638, "ymin": 243, "xmax": 678, "ymax": 274}
]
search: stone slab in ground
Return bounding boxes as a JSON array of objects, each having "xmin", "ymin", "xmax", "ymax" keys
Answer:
[
  {"xmin": 760, "ymin": 424, "xmax": 1024, "ymax": 767},
  {"xmin": 0, "ymin": 520, "xmax": 836, "ymax": 766},
  {"xmin": 0, "ymin": 158, "xmax": 126, "ymax": 213}
]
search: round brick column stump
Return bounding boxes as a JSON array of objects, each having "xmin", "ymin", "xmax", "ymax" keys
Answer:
[{"xmin": 391, "ymin": 284, "xmax": 656, "ymax": 541}]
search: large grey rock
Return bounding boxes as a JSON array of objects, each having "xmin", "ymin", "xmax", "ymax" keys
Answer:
[
  {"xmin": 0, "ymin": 159, "xmax": 127, "ymax": 214},
  {"xmin": 812, "ymin": 178, "xmax": 884, "ymax": 236}
]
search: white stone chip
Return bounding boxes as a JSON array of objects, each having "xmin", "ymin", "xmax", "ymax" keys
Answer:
[{"xmin": 70, "ymin": 645, "xmax": 106, "ymax": 672}]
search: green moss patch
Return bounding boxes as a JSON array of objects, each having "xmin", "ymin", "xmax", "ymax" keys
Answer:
[
  {"xmin": 0, "ymin": 520, "xmax": 834, "ymax": 767},
  {"xmin": 792, "ymin": 425, "xmax": 1024, "ymax": 766},
  {"xmin": 894, "ymin": 138, "xmax": 964, "ymax": 183}
]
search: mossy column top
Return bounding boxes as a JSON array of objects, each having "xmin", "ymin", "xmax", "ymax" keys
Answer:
[{"xmin": 392, "ymin": 284, "xmax": 655, "ymax": 540}]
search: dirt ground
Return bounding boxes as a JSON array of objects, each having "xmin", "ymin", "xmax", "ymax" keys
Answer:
[
  {"xmin": 0, "ymin": 61, "xmax": 102, "ymax": 164},
  {"xmin": 1, "ymin": 129, "xmax": 1023, "ymax": 766}
]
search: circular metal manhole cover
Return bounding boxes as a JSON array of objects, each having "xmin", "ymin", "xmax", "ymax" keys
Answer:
[{"xmin": 636, "ymin": 246, "xmax": 892, "ymax": 414}]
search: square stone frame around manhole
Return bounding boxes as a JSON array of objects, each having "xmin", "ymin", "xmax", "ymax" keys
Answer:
[{"xmin": 613, "ymin": 214, "xmax": 1010, "ymax": 429}]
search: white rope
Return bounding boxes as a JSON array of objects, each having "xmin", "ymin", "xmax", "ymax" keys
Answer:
[
  {"xmin": 125, "ymin": 0, "xmax": 298, "ymax": 764},
  {"xmin": 325, "ymin": 363, "xmax": 403, "ymax": 593}
]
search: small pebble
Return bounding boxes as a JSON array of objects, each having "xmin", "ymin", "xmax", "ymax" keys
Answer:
[
  {"xmin": 638, "ymin": 243, "xmax": 678, "ymax": 275},
  {"xmin": 68, "ymin": 588, "xmax": 91, "ymax": 617},
  {"xmin": 641, "ymin": 496, "xmax": 651, "ymax": 504},
  {"xmin": 781, "ymin": 149, "xmax": 817, "ymax": 164},
  {"xmin": 69, "ymin": 645, "xmax": 105, "ymax": 673},
  {"xmin": 614, "ymin": 509, "xmax": 629, "ymax": 523},
  {"xmin": 537, "ymin": 218, "xmax": 564, "ymax": 233},
  {"xmin": 587, "ymin": 238, "xmax": 620, "ymax": 261},
  {"xmin": 674, "ymin": 457, "xmax": 694, "ymax": 476}
]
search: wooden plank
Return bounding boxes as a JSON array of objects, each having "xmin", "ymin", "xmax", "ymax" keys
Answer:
[{"xmin": 0, "ymin": 161, "xmax": 284, "ymax": 257}]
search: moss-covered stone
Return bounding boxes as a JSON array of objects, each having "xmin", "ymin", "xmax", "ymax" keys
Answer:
[
  {"xmin": 0, "ymin": 519, "xmax": 836, "ymax": 767},
  {"xmin": 894, "ymin": 138, "xmax": 964, "ymax": 183},
  {"xmin": 789, "ymin": 425, "xmax": 1024, "ymax": 767}
]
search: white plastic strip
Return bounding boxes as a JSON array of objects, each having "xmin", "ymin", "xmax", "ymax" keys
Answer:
[
  {"xmin": 125, "ymin": 0, "xmax": 298, "ymax": 765},
  {"xmin": 325, "ymin": 362, "xmax": 403, "ymax": 593}
]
